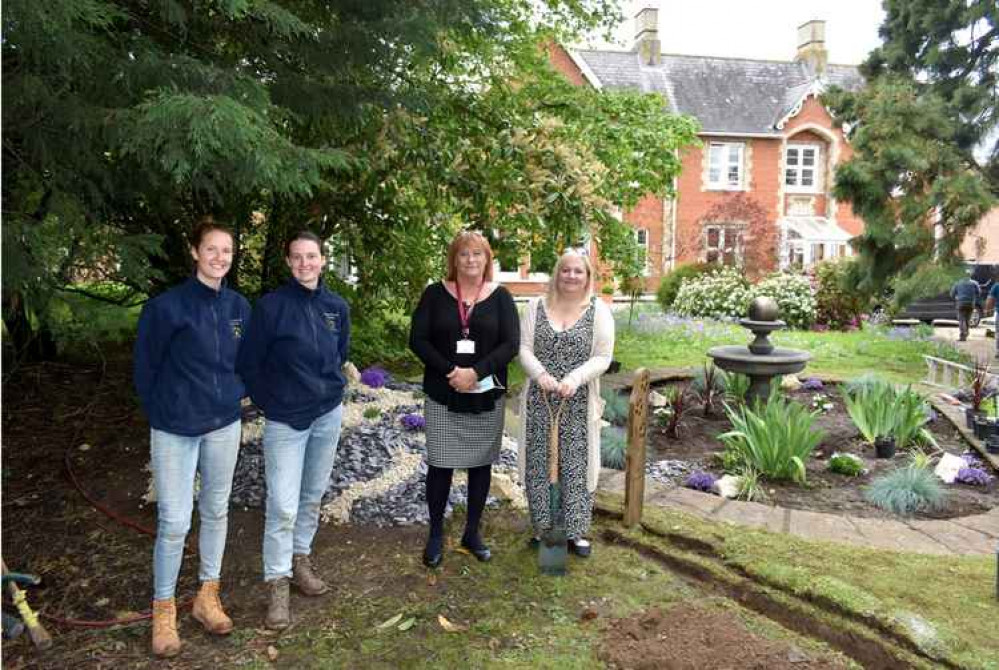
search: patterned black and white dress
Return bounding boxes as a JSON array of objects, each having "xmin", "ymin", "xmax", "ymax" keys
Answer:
[{"xmin": 524, "ymin": 300, "xmax": 595, "ymax": 539}]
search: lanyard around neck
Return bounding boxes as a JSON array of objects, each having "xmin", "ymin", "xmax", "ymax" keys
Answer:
[{"xmin": 455, "ymin": 281, "xmax": 484, "ymax": 337}]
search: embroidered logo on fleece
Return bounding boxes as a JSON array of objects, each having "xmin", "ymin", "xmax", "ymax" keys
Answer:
[
  {"xmin": 230, "ymin": 319, "xmax": 244, "ymax": 339},
  {"xmin": 322, "ymin": 312, "xmax": 340, "ymax": 332}
]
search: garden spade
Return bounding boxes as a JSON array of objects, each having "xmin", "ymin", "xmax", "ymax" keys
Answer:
[{"xmin": 539, "ymin": 393, "xmax": 568, "ymax": 576}]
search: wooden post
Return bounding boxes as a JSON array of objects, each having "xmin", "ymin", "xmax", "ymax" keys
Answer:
[{"xmin": 623, "ymin": 367, "xmax": 651, "ymax": 527}]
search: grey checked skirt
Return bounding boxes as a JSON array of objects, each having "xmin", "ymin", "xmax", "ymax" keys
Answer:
[{"xmin": 424, "ymin": 397, "xmax": 505, "ymax": 468}]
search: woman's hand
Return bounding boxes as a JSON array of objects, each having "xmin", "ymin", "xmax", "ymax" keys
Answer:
[
  {"xmin": 557, "ymin": 378, "xmax": 578, "ymax": 399},
  {"xmin": 447, "ymin": 366, "xmax": 479, "ymax": 392},
  {"xmin": 537, "ymin": 373, "xmax": 560, "ymax": 393}
]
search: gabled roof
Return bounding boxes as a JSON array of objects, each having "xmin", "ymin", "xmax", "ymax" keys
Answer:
[{"xmin": 571, "ymin": 49, "xmax": 864, "ymax": 136}]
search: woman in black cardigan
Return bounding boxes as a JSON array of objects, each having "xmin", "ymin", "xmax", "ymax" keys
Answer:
[{"xmin": 409, "ymin": 231, "xmax": 519, "ymax": 568}]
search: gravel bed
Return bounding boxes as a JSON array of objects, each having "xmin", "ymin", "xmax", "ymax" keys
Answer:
[{"xmin": 645, "ymin": 459, "xmax": 695, "ymax": 487}]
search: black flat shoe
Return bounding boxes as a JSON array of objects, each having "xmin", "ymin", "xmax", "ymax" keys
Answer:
[
  {"xmin": 422, "ymin": 536, "xmax": 443, "ymax": 568},
  {"xmin": 527, "ymin": 536, "xmax": 540, "ymax": 550},
  {"xmin": 460, "ymin": 538, "xmax": 492, "ymax": 562}
]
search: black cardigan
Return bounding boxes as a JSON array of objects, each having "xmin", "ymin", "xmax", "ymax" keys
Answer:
[{"xmin": 409, "ymin": 282, "xmax": 519, "ymax": 413}]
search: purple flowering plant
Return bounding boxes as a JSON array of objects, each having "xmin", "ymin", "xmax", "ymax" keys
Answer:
[
  {"xmin": 400, "ymin": 413, "xmax": 426, "ymax": 431},
  {"xmin": 801, "ymin": 378, "xmax": 824, "ymax": 392},
  {"xmin": 360, "ymin": 366, "xmax": 390, "ymax": 388},
  {"xmin": 955, "ymin": 467, "xmax": 994, "ymax": 487},
  {"xmin": 684, "ymin": 471, "xmax": 717, "ymax": 492}
]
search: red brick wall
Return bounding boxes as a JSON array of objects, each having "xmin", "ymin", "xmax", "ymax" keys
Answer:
[{"xmin": 546, "ymin": 43, "xmax": 588, "ymax": 86}]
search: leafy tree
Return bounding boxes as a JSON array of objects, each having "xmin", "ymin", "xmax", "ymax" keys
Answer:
[
  {"xmin": 2, "ymin": 0, "xmax": 697, "ymax": 362},
  {"xmin": 825, "ymin": 0, "xmax": 997, "ymax": 303}
]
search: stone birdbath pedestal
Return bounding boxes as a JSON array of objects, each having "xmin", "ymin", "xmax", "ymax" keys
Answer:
[{"xmin": 708, "ymin": 297, "xmax": 811, "ymax": 403}]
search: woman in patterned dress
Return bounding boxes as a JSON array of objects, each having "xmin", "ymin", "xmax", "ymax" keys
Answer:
[
  {"xmin": 518, "ymin": 250, "xmax": 615, "ymax": 557},
  {"xmin": 409, "ymin": 231, "xmax": 520, "ymax": 568}
]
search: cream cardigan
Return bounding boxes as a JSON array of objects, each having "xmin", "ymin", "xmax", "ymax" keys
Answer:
[{"xmin": 517, "ymin": 297, "xmax": 615, "ymax": 493}]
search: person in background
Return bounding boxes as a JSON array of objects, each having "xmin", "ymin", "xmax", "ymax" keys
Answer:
[
  {"xmin": 951, "ymin": 270, "xmax": 981, "ymax": 342},
  {"xmin": 517, "ymin": 250, "xmax": 614, "ymax": 558},
  {"xmin": 408, "ymin": 231, "xmax": 519, "ymax": 568},
  {"xmin": 985, "ymin": 272, "xmax": 999, "ymax": 358},
  {"xmin": 236, "ymin": 231, "xmax": 350, "ymax": 630},
  {"xmin": 134, "ymin": 220, "xmax": 251, "ymax": 657}
]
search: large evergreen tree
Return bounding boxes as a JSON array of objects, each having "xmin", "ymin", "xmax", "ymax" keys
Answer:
[
  {"xmin": 825, "ymin": 0, "xmax": 997, "ymax": 304},
  {"xmin": 2, "ymin": 1, "xmax": 697, "ymax": 360}
]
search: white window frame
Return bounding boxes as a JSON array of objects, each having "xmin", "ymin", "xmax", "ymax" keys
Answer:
[
  {"xmin": 785, "ymin": 143, "xmax": 823, "ymax": 193},
  {"xmin": 707, "ymin": 142, "xmax": 745, "ymax": 190},
  {"xmin": 634, "ymin": 228, "xmax": 650, "ymax": 276},
  {"xmin": 704, "ymin": 224, "xmax": 745, "ymax": 266}
]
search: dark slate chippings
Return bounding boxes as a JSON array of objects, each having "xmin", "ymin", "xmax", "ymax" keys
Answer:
[{"xmin": 230, "ymin": 398, "xmax": 512, "ymax": 526}]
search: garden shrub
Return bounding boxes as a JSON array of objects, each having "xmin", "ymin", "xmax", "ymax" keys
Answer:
[
  {"xmin": 719, "ymin": 391, "xmax": 825, "ymax": 483},
  {"xmin": 844, "ymin": 381, "xmax": 937, "ymax": 449},
  {"xmin": 601, "ymin": 388, "xmax": 629, "ymax": 426},
  {"xmin": 724, "ymin": 373, "xmax": 751, "ymax": 405},
  {"xmin": 350, "ymin": 308, "xmax": 417, "ymax": 371},
  {"xmin": 865, "ymin": 466, "xmax": 945, "ymax": 516},
  {"xmin": 684, "ymin": 471, "xmax": 716, "ymax": 492},
  {"xmin": 600, "ymin": 427, "xmax": 627, "ymax": 469},
  {"xmin": 362, "ymin": 406, "xmax": 381, "ymax": 420},
  {"xmin": 828, "ymin": 453, "xmax": 864, "ymax": 477},
  {"xmin": 813, "ymin": 260, "xmax": 867, "ymax": 330},
  {"xmin": 672, "ymin": 266, "xmax": 752, "ymax": 320},
  {"xmin": 753, "ymin": 271, "xmax": 816, "ymax": 329},
  {"xmin": 656, "ymin": 262, "xmax": 713, "ymax": 312},
  {"xmin": 842, "ymin": 373, "xmax": 887, "ymax": 397},
  {"xmin": 691, "ymin": 363, "xmax": 726, "ymax": 416}
]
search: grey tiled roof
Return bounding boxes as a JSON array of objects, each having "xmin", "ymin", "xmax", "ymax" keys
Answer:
[{"xmin": 573, "ymin": 50, "xmax": 864, "ymax": 135}]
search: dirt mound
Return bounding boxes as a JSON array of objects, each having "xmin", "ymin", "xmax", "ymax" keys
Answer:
[{"xmin": 598, "ymin": 605, "xmax": 848, "ymax": 670}]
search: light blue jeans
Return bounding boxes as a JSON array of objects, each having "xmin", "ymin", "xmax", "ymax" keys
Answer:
[
  {"xmin": 151, "ymin": 420, "xmax": 241, "ymax": 601},
  {"xmin": 263, "ymin": 405, "xmax": 343, "ymax": 581}
]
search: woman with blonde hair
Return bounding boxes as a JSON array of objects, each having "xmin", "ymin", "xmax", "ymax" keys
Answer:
[
  {"xmin": 409, "ymin": 231, "xmax": 520, "ymax": 568},
  {"xmin": 518, "ymin": 249, "xmax": 614, "ymax": 557}
]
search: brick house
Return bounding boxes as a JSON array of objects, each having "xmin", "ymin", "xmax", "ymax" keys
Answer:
[{"xmin": 500, "ymin": 9, "xmax": 867, "ymax": 296}]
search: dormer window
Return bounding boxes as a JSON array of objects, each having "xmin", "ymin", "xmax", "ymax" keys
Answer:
[
  {"xmin": 785, "ymin": 143, "xmax": 823, "ymax": 193},
  {"xmin": 707, "ymin": 142, "xmax": 745, "ymax": 190}
]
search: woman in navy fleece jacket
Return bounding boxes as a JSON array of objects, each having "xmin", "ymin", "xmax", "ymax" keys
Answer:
[
  {"xmin": 236, "ymin": 230, "xmax": 350, "ymax": 630},
  {"xmin": 133, "ymin": 221, "xmax": 251, "ymax": 657}
]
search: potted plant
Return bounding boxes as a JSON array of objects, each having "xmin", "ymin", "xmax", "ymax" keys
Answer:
[
  {"xmin": 965, "ymin": 358, "xmax": 991, "ymax": 429},
  {"xmin": 599, "ymin": 284, "xmax": 615, "ymax": 304},
  {"xmin": 874, "ymin": 435, "xmax": 896, "ymax": 459}
]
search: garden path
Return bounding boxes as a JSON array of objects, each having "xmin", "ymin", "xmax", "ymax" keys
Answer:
[{"xmin": 597, "ymin": 468, "xmax": 999, "ymax": 555}]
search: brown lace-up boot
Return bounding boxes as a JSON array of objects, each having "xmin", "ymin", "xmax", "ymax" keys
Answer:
[
  {"xmin": 192, "ymin": 580, "xmax": 234, "ymax": 635},
  {"xmin": 265, "ymin": 577, "xmax": 291, "ymax": 630},
  {"xmin": 151, "ymin": 598, "xmax": 181, "ymax": 657},
  {"xmin": 292, "ymin": 554, "xmax": 329, "ymax": 596}
]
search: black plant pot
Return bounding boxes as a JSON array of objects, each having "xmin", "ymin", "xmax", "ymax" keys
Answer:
[
  {"xmin": 966, "ymin": 406, "xmax": 981, "ymax": 430},
  {"xmin": 987, "ymin": 434, "xmax": 999, "ymax": 455},
  {"xmin": 974, "ymin": 416, "xmax": 990, "ymax": 439},
  {"xmin": 874, "ymin": 436, "xmax": 896, "ymax": 459}
]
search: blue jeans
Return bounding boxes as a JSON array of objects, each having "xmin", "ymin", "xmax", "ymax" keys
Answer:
[
  {"xmin": 263, "ymin": 405, "xmax": 343, "ymax": 581},
  {"xmin": 151, "ymin": 420, "xmax": 241, "ymax": 600}
]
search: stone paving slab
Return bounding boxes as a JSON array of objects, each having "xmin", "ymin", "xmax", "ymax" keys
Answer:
[
  {"xmin": 653, "ymin": 487, "xmax": 728, "ymax": 518},
  {"xmin": 788, "ymin": 510, "xmax": 869, "ymax": 547},
  {"xmin": 835, "ymin": 517, "xmax": 953, "ymax": 555},
  {"xmin": 950, "ymin": 511, "xmax": 999, "ymax": 540},
  {"xmin": 907, "ymin": 519, "xmax": 997, "ymax": 555},
  {"xmin": 713, "ymin": 499, "xmax": 785, "ymax": 532}
]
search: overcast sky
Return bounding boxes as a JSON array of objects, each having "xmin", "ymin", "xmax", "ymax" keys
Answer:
[{"xmin": 581, "ymin": 0, "xmax": 886, "ymax": 65}]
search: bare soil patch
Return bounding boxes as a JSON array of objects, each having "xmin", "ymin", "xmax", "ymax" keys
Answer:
[
  {"xmin": 643, "ymin": 384, "xmax": 998, "ymax": 519},
  {"xmin": 598, "ymin": 604, "xmax": 848, "ymax": 669}
]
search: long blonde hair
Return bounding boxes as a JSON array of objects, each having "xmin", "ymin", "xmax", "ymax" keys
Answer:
[{"xmin": 546, "ymin": 250, "xmax": 594, "ymax": 305}]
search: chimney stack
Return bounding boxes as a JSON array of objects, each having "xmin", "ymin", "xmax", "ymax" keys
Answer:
[
  {"xmin": 633, "ymin": 5, "xmax": 661, "ymax": 66},
  {"xmin": 795, "ymin": 20, "xmax": 828, "ymax": 75}
]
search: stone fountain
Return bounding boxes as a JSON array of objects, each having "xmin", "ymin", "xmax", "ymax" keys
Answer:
[{"xmin": 708, "ymin": 297, "xmax": 811, "ymax": 402}]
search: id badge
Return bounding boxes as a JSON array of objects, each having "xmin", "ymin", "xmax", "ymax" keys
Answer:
[{"xmin": 456, "ymin": 339, "xmax": 476, "ymax": 354}]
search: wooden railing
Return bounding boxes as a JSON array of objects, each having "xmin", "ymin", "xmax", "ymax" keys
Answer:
[{"xmin": 923, "ymin": 355, "xmax": 996, "ymax": 389}]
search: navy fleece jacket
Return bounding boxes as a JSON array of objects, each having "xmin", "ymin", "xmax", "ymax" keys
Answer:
[
  {"xmin": 237, "ymin": 278, "xmax": 350, "ymax": 429},
  {"xmin": 134, "ymin": 277, "xmax": 252, "ymax": 436}
]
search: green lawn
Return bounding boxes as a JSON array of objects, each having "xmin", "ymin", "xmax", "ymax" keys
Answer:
[{"xmin": 612, "ymin": 311, "xmax": 967, "ymax": 383}]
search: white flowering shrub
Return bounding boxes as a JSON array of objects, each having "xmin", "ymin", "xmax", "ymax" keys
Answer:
[
  {"xmin": 673, "ymin": 266, "xmax": 752, "ymax": 319},
  {"xmin": 754, "ymin": 272, "xmax": 816, "ymax": 329}
]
